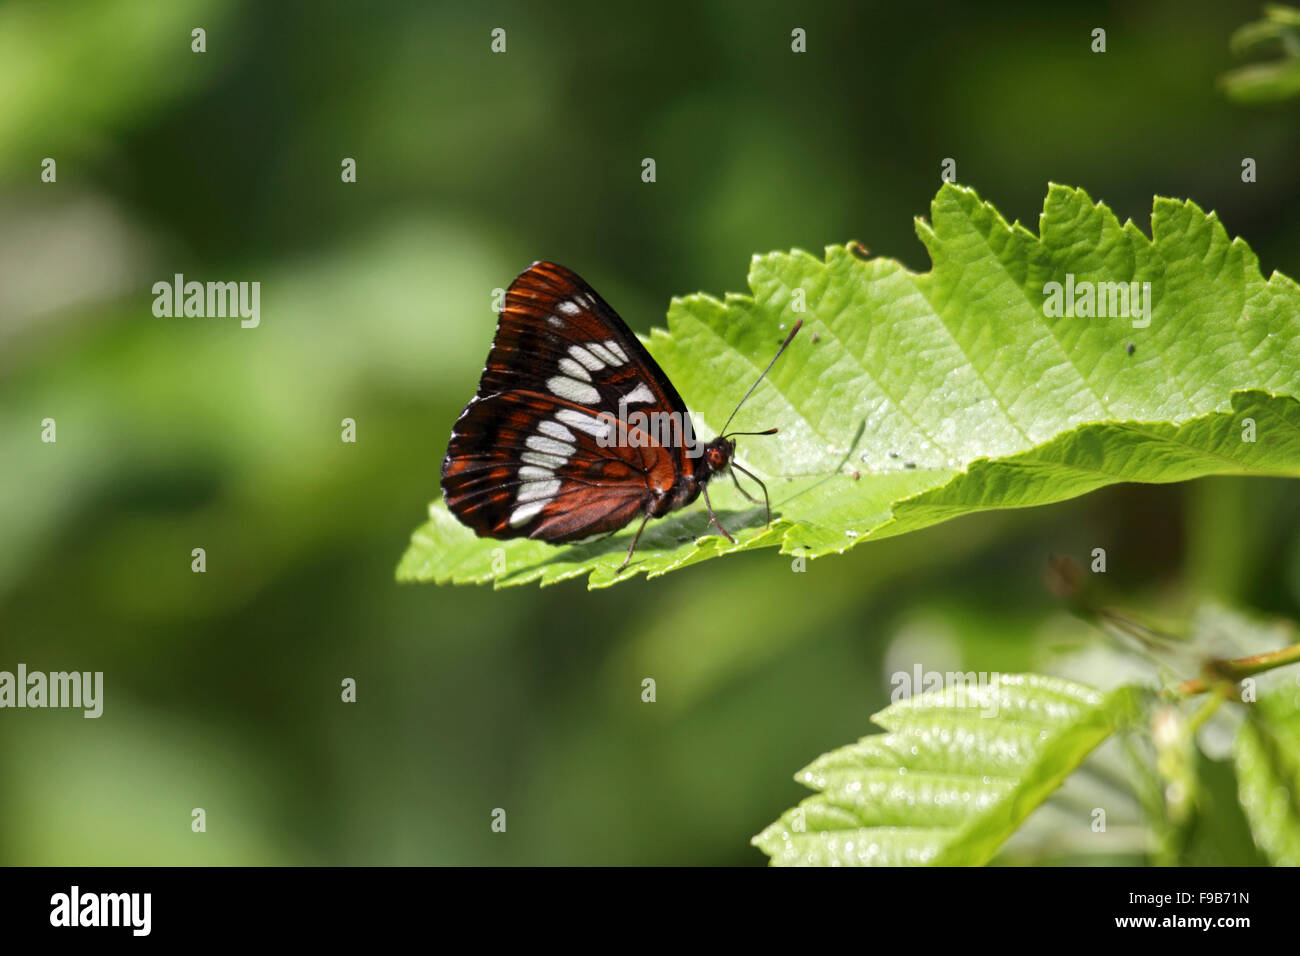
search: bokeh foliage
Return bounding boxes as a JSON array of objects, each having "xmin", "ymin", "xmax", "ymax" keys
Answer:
[{"xmin": 2, "ymin": 0, "xmax": 1299, "ymax": 864}]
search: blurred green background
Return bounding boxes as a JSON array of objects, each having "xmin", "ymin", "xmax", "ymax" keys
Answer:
[{"xmin": 2, "ymin": 0, "xmax": 1299, "ymax": 865}]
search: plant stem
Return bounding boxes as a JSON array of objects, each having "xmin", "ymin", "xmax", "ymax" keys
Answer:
[
  {"xmin": 1173, "ymin": 640, "xmax": 1300, "ymax": 697},
  {"xmin": 1184, "ymin": 686, "xmax": 1226, "ymax": 732}
]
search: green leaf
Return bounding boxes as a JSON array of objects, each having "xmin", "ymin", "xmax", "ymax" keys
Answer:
[
  {"xmin": 1177, "ymin": 753, "xmax": 1271, "ymax": 866},
  {"xmin": 751, "ymin": 674, "xmax": 1141, "ymax": 866},
  {"xmin": 399, "ymin": 183, "xmax": 1300, "ymax": 589},
  {"xmin": 1234, "ymin": 682, "xmax": 1300, "ymax": 865}
]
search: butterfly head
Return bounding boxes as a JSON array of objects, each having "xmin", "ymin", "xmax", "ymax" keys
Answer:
[{"xmin": 702, "ymin": 436, "xmax": 736, "ymax": 474}]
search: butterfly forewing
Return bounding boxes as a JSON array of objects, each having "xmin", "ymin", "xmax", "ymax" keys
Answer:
[
  {"xmin": 442, "ymin": 262, "xmax": 700, "ymax": 542},
  {"xmin": 477, "ymin": 262, "xmax": 687, "ymax": 413}
]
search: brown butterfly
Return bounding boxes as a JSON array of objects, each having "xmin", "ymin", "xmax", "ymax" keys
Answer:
[{"xmin": 441, "ymin": 262, "xmax": 799, "ymax": 569}]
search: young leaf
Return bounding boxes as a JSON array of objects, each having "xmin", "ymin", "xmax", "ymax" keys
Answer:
[
  {"xmin": 751, "ymin": 674, "xmax": 1141, "ymax": 866},
  {"xmin": 1234, "ymin": 682, "xmax": 1300, "ymax": 865},
  {"xmin": 1220, "ymin": 4, "xmax": 1300, "ymax": 103},
  {"xmin": 399, "ymin": 183, "xmax": 1300, "ymax": 589}
]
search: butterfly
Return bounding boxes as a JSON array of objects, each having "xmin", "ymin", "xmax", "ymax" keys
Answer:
[{"xmin": 441, "ymin": 261, "xmax": 801, "ymax": 571}]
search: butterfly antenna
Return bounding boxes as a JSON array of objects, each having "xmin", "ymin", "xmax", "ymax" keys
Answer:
[{"xmin": 720, "ymin": 319, "xmax": 802, "ymax": 438}]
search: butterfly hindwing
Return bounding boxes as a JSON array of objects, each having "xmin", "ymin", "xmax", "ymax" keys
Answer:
[{"xmin": 442, "ymin": 390, "xmax": 668, "ymax": 541}]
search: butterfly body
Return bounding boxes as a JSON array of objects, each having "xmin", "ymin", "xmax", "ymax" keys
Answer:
[{"xmin": 441, "ymin": 262, "xmax": 794, "ymax": 569}]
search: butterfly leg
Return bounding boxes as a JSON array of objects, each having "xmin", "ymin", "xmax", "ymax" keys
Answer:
[
  {"xmin": 730, "ymin": 462, "xmax": 771, "ymax": 526},
  {"xmin": 728, "ymin": 466, "xmax": 761, "ymax": 504},
  {"xmin": 700, "ymin": 484, "xmax": 736, "ymax": 544},
  {"xmin": 618, "ymin": 509, "xmax": 653, "ymax": 572}
]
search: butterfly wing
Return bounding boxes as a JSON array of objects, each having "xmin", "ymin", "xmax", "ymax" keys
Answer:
[
  {"xmin": 475, "ymin": 261, "xmax": 688, "ymax": 412},
  {"xmin": 442, "ymin": 390, "xmax": 667, "ymax": 541},
  {"xmin": 442, "ymin": 262, "xmax": 702, "ymax": 542}
]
